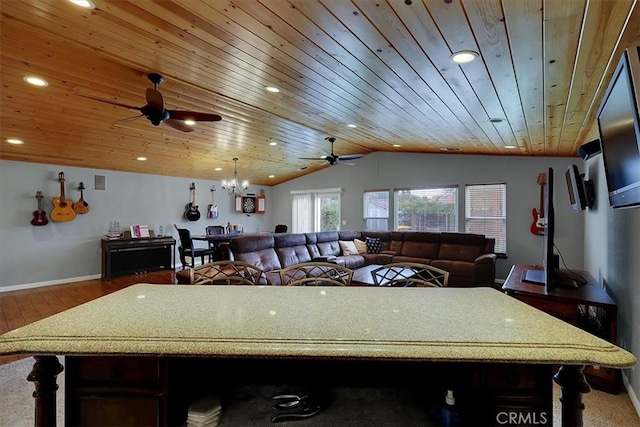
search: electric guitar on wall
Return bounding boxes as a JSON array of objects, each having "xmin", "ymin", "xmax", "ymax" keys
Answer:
[
  {"xmin": 31, "ymin": 191, "xmax": 49, "ymax": 226},
  {"xmin": 530, "ymin": 172, "xmax": 547, "ymax": 236},
  {"xmin": 72, "ymin": 181, "xmax": 90, "ymax": 215},
  {"xmin": 51, "ymin": 172, "xmax": 76, "ymax": 222},
  {"xmin": 207, "ymin": 186, "xmax": 219, "ymax": 219},
  {"xmin": 184, "ymin": 182, "xmax": 201, "ymax": 221}
]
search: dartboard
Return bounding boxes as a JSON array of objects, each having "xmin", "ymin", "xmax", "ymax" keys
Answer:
[{"xmin": 242, "ymin": 197, "xmax": 256, "ymax": 213}]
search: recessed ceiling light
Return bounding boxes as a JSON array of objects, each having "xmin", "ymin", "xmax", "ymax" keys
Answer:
[
  {"xmin": 265, "ymin": 86, "xmax": 280, "ymax": 93},
  {"xmin": 268, "ymin": 175, "xmax": 275, "ymax": 178},
  {"xmin": 269, "ymin": 141, "xmax": 278, "ymax": 146},
  {"xmin": 449, "ymin": 50, "xmax": 479, "ymax": 64},
  {"xmin": 504, "ymin": 145, "xmax": 518, "ymax": 149},
  {"xmin": 214, "ymin": 167, "xmax": 222, "ymax": 171},
  {"xmin": 6, "ymin": 138, "xmax": 24, "ymax": 145},
  {"xmin": 23, "ymin": 76, "xmax": 48, "ymax": 87},
  {"xmin": 184, "ymin": 119, "xmax": 196, "ymax": 126},
  {"xmin": 69, "ymin": 0, "xmax": 95, "ymax": 8},
  {"xmin": 440, "ymin": 147, "xmax": 462, "ymax": 152},
  {"xmin": 393, "ymin": 144, "xmax": 402, "ymax": 148},
  {"xmin": 347, "ymin": 124, "xmax": 357, "ymax": 128},
  {"xmin": 136, "ymin": 156, "xmax": 147, "ymax": 161}
]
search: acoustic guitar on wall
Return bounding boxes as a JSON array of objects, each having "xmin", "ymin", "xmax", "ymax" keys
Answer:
[
  {"xmin": 72, "ymin": 181, "xmax": 90, "ymax": 215},
  {"xmin": 530, "ymin": 172, "xmax": 547, "ymax": 236},
  {"xmin": 51, "ymin": 172, "xmax": 76, "ymax": 222},
  {"xmin": 184, "ymin": 182, "xmax": 201, "ymax": 221},
  {"xmin": 31, "ymin": 191, "xmax": 49, "ymax": 226}
]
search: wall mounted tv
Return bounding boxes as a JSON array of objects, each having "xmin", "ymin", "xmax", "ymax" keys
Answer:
[
  {"xmin": 565, "ymin": 164, "xmax": 594, "ymax": 212},
  {"xmin": 596, "ymin": 46, "xmax": 640, "ymax": 209}
]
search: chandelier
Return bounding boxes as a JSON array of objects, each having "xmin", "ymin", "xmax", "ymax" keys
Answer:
[{"xmin": 221, "ymin": 158, "xmax": 249, "ymax": 195}]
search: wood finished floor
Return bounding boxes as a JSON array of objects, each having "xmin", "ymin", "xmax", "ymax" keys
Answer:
[{"xmin": 0, "ymin": 270, "xmax": 176, "ymax": 365}]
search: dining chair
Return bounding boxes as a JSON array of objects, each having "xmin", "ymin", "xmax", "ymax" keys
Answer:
[
  {"xmin": 274, "ymin": 224, "xmax": 288, "ymax": 233},
  {"xmin": 279, "ymin": 262, "xmax": 353, "ymax": 286},
  {"xmin": 370, "ymin": 262, "xmax": 449, "ymax": 287},
  {"xmin": 205, "ymin": 225, "xmax": 226, "ymax": 235},
  {"xmin": 174, "ymin": 225, "xmax": 217, "ymax": 269},
  {"xmin": 190, "ymin": 260, "xmax": 265, "ymax": 285}
]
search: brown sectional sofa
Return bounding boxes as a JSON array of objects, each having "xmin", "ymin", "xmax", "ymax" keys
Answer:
[{"xmin": 223, "ymin": 230, "xmax": 496, "ymax": 287}]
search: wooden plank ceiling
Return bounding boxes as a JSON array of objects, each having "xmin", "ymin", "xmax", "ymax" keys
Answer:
[{"xmin": 1, "ymin": 0, "xmax": 639, "ymax": 185}]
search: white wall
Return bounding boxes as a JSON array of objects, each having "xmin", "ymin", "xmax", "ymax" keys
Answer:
[
  {"xmin": 0, "ymin": 160, "xmax": 272, "ymax": 289},
  {"xmin": 583, "ymin": 156, "xmax": 640, "ymax": 407},
  {"xmin": 271, "ymin": 152, "xmax": 584, "ymax": 280}
]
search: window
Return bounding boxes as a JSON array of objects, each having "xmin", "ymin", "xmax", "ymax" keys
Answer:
[
  {"xmin": 363, "ymin": 190, "xmax": 389, "ymax": 231},
  {"xmin": 291, "ymin": 189, "xmax": 341, "ymax": 233},
  {"xmin": 394, "ymin": 187, "xmax": 458, "ymax": 232},
  {"xmin": 465, "ymin": 183, "xmax": 506, "ymax": 254}
]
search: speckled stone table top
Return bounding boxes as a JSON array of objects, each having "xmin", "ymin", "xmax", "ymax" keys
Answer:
[{"xmin": 0, "ymin": 284, "xmax": 636, "ymax": 368}]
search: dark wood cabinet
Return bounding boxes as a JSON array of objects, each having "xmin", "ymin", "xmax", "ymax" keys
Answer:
[
  {"xmin": 503, "ymin": 264, "xmax": 620, "ymax": 393},
  {"xmin": 65, "ymin": 356, "xmax": 170, "ymax": 426},
  {"xmin": 101, "ymin": 236, "xmax": 175, "ymax": 279}
]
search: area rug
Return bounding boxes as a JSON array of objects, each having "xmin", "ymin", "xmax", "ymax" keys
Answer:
[{"xmin": 0, "ymin": 356, "xmax": 65, "ymax": 427}]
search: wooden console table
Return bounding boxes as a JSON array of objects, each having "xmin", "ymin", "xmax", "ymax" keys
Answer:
[
  {"xmin": 502, "ymin": 264, "xmax": 620, "ymax": 393},
  {"xmin": 101, "ymin": 235, "xmax": 176, "ymax": 279},
  {"xmin": 0, "ymin": 285, "xmax": 635, "ymax": 426}
]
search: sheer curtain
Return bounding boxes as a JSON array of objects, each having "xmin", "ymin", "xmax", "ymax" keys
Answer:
[{"xmin": 292, "ymin": 193, "xmax": 312, "ymax": 233}]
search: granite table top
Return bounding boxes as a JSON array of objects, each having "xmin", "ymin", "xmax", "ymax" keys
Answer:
[{"xmin": 0, "ymin": 284, "xmax": 636, "ymax": 368}]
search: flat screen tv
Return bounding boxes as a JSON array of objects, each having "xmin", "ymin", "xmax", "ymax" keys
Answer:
[
  {"xmin": 565, "ymin": 164, "xmax": 594, "ymax": 212},
  {"xmin": 597, "ymin": 46, "xmax": 640, "ymax": 209},
  {"xmin": 522, "ymin": 167, "xmax": 556, "ymax": 294}
]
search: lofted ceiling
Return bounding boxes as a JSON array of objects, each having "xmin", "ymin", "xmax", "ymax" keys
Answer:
[{"xmin": 1, "ymin": 0, "xmax": 639, "ymax": 185}]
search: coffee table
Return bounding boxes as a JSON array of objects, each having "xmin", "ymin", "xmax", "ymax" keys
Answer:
[{"xmin": 351, "ymin": 264, "xmax": 381, "ymax": 285}]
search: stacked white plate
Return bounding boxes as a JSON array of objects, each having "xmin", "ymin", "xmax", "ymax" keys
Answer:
[{"xmin": 187, "ymin": 395, "xmax": 222, "ymax": 427}]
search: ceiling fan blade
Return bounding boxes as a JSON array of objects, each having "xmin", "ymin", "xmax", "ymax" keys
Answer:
[
  {"xmin": 299, "ymin": 157, "xmax": 327, "ymax": 160},
  {"xmin": 76, "ymin": 94, "xmax": 142, "ymax": 111},
  {"xmin": 164, "ymin": 119, "xmax": 194, "ymax": 132},
  {"xmin": 146, "ymin": 88, "xmax": 164, "ymax": 111},
  {"xmin": 168, "ymin": 110, "xmax": 222, "ymax": 122},
  {"xmin": 337, "ymin": 154, "xmax": 364, "ymax": 160},
  {"xmin": 336, "ymin": 161, "xmax": 356, "ymax": 166},
  {"xmin": 116, "ymin": 114, "xmax": 145, "ymax": 123}
]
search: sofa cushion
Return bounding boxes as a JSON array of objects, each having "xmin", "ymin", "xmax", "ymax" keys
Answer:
[
  {"xmin": 353, "ymin": 238, "xmax": 368, "ymax": 254},
  {"xmin": 400, "ymin": 232, "xmax": 441, "ymax": 259},
  {"xmin": 438, "ymin": 232, "xmax": 487, "ymax": 261},
  {"xmin": 338, "ymin": 254, "xmax": 366, "ymax": 269},
  {"xmin": 274, "ymin": 233, "xmax": 312, "ymax": 268},
  {"xmin": 229, "ymin": 235, "xmax": 282, "ymax": 272},
  {"xmin": 366, "ymin": 237, "xmax": 382, "ymax": 253},
  {"xmin": 339, "ymin": 240, "xmax": 359, "ymax": 256},
  {"xmin": 361, "ymin": 232, "xmax": 391, "ymax": 251},
  {"xmin": 431, "ymin": 260, "xmax": 477, "ymax": 287},
  {"xmin": 392, "ymin": 255, "xmax": 434, "ymax": 265}
]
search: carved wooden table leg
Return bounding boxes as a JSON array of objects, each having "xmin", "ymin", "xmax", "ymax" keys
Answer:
[
  {"xmin": 27, "ymin": 355, "xmax": 64, "ymax": 427},
  {"xmin": 553, "ymin": 364, "xmax": 591, "ymax": 427}
]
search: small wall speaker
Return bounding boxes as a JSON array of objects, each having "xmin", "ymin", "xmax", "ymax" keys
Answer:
[
  {"xmin": 578, "ymin": 139, "xmax": 601, "ymax": 160},
  {"xmin": 94, "ymin": 174, "xmax": 106, "ymax": 191}
]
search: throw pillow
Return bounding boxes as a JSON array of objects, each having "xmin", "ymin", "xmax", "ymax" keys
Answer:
[
  {"xmin": 366, "ymin": 237, "xmax": 382, "ymax": 254},
  {"xmin": 353, "ymin": 238, "xmax": 368, "ymax": 254},
  {"xmin": 339, "ymin": 240, "xmax": 359, "ymax": 256}
]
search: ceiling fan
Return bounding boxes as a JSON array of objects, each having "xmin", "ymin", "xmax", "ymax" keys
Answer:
[
  {"xmin": 78, "ymin": 73, "xmax": 222, "ymax": 132},
  {"xmin": 300, "ymin": 137, "xmax": 364, "ymax": 166}
]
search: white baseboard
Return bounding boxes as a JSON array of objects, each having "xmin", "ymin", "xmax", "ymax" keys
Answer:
[
  {"xmin": 623, "ymin": 371, "xmax": 640, "ymax": 418},
  {"xmin": 0, "ymin": 274, "xmax": 102, "ymax": 293}
]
